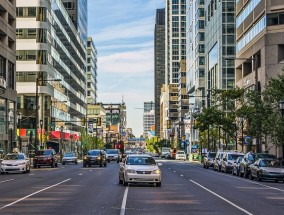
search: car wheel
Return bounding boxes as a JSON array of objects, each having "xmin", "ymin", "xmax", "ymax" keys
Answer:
[
  {"xmin": 0, "ymin": 172, "xmax": 4, "ymax": 175},
  {"xmin": 218, "ymin": 165, "xmax": 221, "ymax": 172},
  {"xmin": 83, "ymin": 163, "xmax": 86, "ymax": 167},
  {"xmin": 88, "ymin": 164, "xmax": 91, "ymax": 167},
  {"xmin": 249, "ymin": 173, "xmax": 253, "ymax": 180},
  {"xmin": 244, "ymin": 169, "xmax": 248, "ymax": 178},
  {"xmin": 123, "ymin": 178, "xmax": 128, "ymax": 186},
  {"xmin": 51, "ymin": 162, "xmax": 55, "ymax": 168},
  {"xmin": 33, "ymin": 164, "xmax": 37, "ymax": 168},
  {"xmin": 104, "ymin": 162, "xmax": 107, "ymax": 167},
  {"xmin": 99, "ymin": 162, "xmax": 103, "ymax": 167},
  {"xmin": 107, "ymin": 160, "xmax": 110, "ymax": 163},
  {"xmin": 55, "ymin": 162, "xmax": 58, "ymax": 167},
  {"xmin": 119, "ymin": 176, "xmax": 123, "ymax": 184},
  {"xmin": 256, "ymin": 174, "xmax": 262, "ymax": 182},
  {"xmin": 62, "ymin": 163, "xmax": 65, "ymax": 165},
  {"xmin": 75, "ymin": 162, "xmax": 78, "ymax": 165},
  {"xmin": 156, "ymin": 182, "xmax": 161, "ymax": 187},
  {"xmin": 203, "ymin": 163, "xmax": 206, "ymax": 168}
]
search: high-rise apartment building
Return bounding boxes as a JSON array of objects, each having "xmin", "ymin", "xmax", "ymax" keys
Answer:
[
  {"xmin": 143, "ymin": 110, "xmax": 155, "ymax": 138},
  {"xmin": 164, "ymin": 0, "xmax": 187, "ymax": 141},
  {"xmin": 204, "ymin": 0, "xmax": 236, "ymax": 101},
  {"xmin": 62, "ymin": 0, "xmax": 88, "ymax": 45},
  {"xmin": 87, "ymin": 37, "xmax": 97, "ymax": 104},
  {"xmin": 187, "ymin": 0, "xmax": 205, "ymax": 108},
  {"xmin": 154, "ymin": 8, "xmax": 165, "ymax": 139},
  {"xmin": 0, "ymin": 0, "xmax": 17, "ymax": 153},
  {"xmin": 235, "ymin": 0, "xmax": 284, "ymax": 155},
  {"xmin": 16, "ymin": 0, "xmax": 87, "ymax": 150}
]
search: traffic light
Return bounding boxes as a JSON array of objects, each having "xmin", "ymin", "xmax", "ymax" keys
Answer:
[
  {"xmin": 167, "ymin": 120, "xmax": 171, "ymax": 129},
  {"xmin": 97, "ymin": 117, "xmax": 101, "ymax": 126},
  {"xmin": 81, "ymin": 117, "xmax": 86, "ymax": 126}
]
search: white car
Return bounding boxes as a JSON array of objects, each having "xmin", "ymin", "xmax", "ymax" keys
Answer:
[
  {"xmin": 119, "ymin": 154, "xmax": 162, "ymax": 187},
  {"xmin": 0, "ymin": 153, "xmax": 31, "ymax": 174},
  {"xmin": 175, "ymin": 151, "xmax": 186, "ymax": 161}
]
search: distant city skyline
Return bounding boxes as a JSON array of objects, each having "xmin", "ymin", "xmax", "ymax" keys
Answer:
[{"xmin": 88, "ymin": 0, "xmax": 164, "ymax": 136}]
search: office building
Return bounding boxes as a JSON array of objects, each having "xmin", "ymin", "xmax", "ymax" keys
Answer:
[
  {"xmin": 143, "ymin": 110, "xmax": 155, "ymax": 138},
  {"xmin": 154, "ymin": 8, "xmax": 165, "ymax": 139},
  {"xmin": 204, "ymin": 0, "xmax": 236, "ymax": 100},
  {"xmin": 235, "ymin": 0, "xmax": 284, "ymax": 155},
  {"xmin": 86, "ymin": 37, "xmax": 97, "ymax": 104},
  {"xmin": 62, "ymin": 0, "xmax": 88, "ymax": 45},
  {"xmin": 16, "ymin": 0, "xmax": 86, "ymax": 150},
  {"xmin": 0, "ymin": 0, "xmax": 17, "ymax": 153}
]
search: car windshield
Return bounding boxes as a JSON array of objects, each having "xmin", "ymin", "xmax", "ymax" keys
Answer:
[
  {"xmin": 88, "ymin": 151, "xmax": 100, "ymax": 156},
  {"xmin": 126, "ymin": 156, "xmax": 156, "ymax": 165},
  {"xmin": 107, "ymin": 150, "xmax": 118, "ymax": 154},
  {"xmin": 237, "ymin": 156, "xmax": 244, "ymax": 163},
  {"xmin": 228, "ymin": 154, "xmax": 243, "ymax": 160},
  {"xmin": 259, "ymin": 159, "xmax": 281, "ymax": 168},
  {"xmin": 248, "ymin": 154, "xmax": 255, "ymax": 161},
  {"xmin": 4, "ymin": 154, "xmax": 24, "ymax": 160},
  {"xmin": 64, "ymin": 153, "xmax": 75, "ymax": 157},
  {"xmin": 209, "ymin": 152, "xmax": 216, "ymax": 158},
  {"xmin": 177, "ymin": 151, "xmax": 184, "ymax": 154},
  {"xmin": 256, "ymin": 153, "xmax": 277, "ymax": 159},
  {"xmin": 36, "ymin": 150, "xmax": 52, "ymax": 156}
]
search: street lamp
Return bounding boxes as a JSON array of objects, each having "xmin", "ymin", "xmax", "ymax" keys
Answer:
[
  {"xmin": 17, "ymin": 112, "xmax": 22, "ymax": 151},
  {"xmin": 279, "ymin": 100, "xmax": 284, "ymax": 159},
  {"xmin": 35, "ymin": 77, "xmax": 61, "ymax": 154},
  {"xmin": 225, "ymin": 56, "xmax": 260, "ymax": 153},
  {"xmin": 60, "ymin": 125, "xmax": 64, "ymax": 162},
  {"xmin": 40, "ymin": 119, "xmax": 43, "ymax": 149},
  {"xmin": 240, "ymin": 116, "xmax": 244, "ymax": 152}
]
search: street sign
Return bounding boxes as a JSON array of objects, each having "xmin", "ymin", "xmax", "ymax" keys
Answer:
[{"xmin": 244, "ymin": 136, "xmax": 251, "ymax": 145}]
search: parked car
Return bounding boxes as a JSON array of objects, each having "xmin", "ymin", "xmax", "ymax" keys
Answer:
[
  {"xmin": 0, "ymin": 153, "xmax": 31, "ymax": 174},
  {"xmin": 106, "ymin": 149, "xmax": 122, "ymax": 163},
  {"xmin": 119, "ymin": 154, "xmax": 162, "ymax": 187},
  {"xmin": 83, "ymin": 150, "xmax": 107, "ymax": 167},
  {"xmin": 62, "ymin": 152, "xmax": 78, "ymax": 165},
  {"xmin": 203, "ymin": 152, "xmax": 216, "ymax": 169},
  {"xmin": 249, "ymin": 158, "xmax": 284, "ymax": 182},
  {"xmin": 175, "ymin": 151, "xmax": 186, "ymax": 161},
  {"xmin": 239, "ymin": 152, "xmax": 277, "ymax": 178},
  {"xmin": 232, "ymin": 156, "xmax": 244, "ymax": 176},
  {"xmin": 213, "ymin": 151, "xmax": 225, "ymax": 172},
  {"xmin": 221, "ymin": 152, "xmax": 244, "ymax": 173},
  {"xmin": 33, "ymin": 149, "xmax": 58, "ymax": 168}
]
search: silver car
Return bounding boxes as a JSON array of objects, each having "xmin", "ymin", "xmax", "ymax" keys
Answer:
[
  {"xmin": 119, "ymin": 154, "xmax": 162, "ymax": 187},
  {"xmin": 62, "ymin": 152, "xmax": 78, "ymax": 165},
  {"xmin": 0, "ymin": 153, "xmax": 31, "ymax": 174},
  {"xmin": 221, "ymin": 152, "xmax": 244, "ymax": 173}
]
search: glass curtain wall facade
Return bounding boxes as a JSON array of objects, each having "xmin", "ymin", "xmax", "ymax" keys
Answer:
[
  {"xmin": 62, "ymin": 0, "xmax": 88, "ymax": 45},
  {"xmin": 154, "ymin": 8, "xmax": 165, "ymax": 138},
  {"xmin": 204, "ymin": 0, "xmax": 235, "ymax": 103},
  {"xmin": 0, "ymin": 0, "xmax": 17, "ymax": 154},
  {"xmin": 16, "ymin": 0, "xmax": 87, "ymax": 147},
  {"xmin": 87, "ymin": 37, "xmax": 97, "ymax": 104}
]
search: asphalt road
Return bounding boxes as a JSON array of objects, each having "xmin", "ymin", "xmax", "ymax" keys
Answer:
[{"xmin": 0, "ymin": 159, "xmax": 283, "ymax": 215}]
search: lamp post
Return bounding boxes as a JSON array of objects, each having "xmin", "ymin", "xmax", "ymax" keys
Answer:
[
  {"xmin": 240, "ymin": 116, "xmax": 244, "ymax": 153},
  {"xmin": 225, "ymin": 56, "xmax": 260, "ymax": 152},
  {"xmin": 17, "ymin": 112, "xmax": 22, "ymax": 152},
  {"xmin": 40, "ymin": 119, "xmax": 43, "ymax": 149},
  {"xmin": 279, "ymin": 100, "xmax": 284, "ymax": 160},
  {"xmin": 35, "ymin": 77, "xmax": 61, "ymax": 154},
  {"xmin": 60, "ymin": 125, "xmax": 64, "ymax": 162}
]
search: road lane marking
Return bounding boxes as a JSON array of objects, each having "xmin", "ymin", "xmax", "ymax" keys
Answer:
[
  {"xmin": 0, "ymin": 178, "xmax": 71, "ymax": 210},
  {"xmin": 188, "ymin": 163, "xmax": 284, "ymax": 192},
  {"xmin": 120, "ymin": 186, "xmax": 129, "ymax": 215},
  {"xmin": 78, "ymin": 173, "xmax": 83, "ymax": 175},
  {"xmin": 0, "ymin": 179, "xmax": 14, "ymax": 184},
  {"xmin": 180, "ymin": 175, "xmax": 183, "ymax": 177},
  {"xmin": 190, "ymin": 179, "xmax": 253, "ymax": 215}
]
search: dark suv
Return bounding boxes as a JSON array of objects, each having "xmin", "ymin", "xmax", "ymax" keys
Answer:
[
  {"xmin": 239, "ymin": 152, "xmax": 277, "ymax": 178},
  {"xmin": 33, "ymin": 149, "xmax": 58, "ymax": 168},
  {"xmin": 83, "ymin": 150, "xmax": 107, "ymax": 167}
]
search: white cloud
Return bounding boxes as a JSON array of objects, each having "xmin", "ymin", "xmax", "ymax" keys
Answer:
[
  {"xmin": 98, "ymin": 41, "xmax": 153, "ymax": 52},
  {"xmin": 98, "ymin": 48, "xmax": 154, "ymax": 75}
]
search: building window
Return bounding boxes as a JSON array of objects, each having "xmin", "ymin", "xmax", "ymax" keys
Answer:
[
  {"xmin": 0, "ymin": 55, "xmax": 6, "ymax": 79},
  {"xmin": 8, "ymin": 61, "xmax": 14, "ymax": 89}
]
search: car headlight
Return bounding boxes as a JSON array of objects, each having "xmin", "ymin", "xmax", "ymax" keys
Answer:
[
  {"xmin": 97, "ymin": 156, "xmax": 101, "ymax": 160},
  {"xmin": 260, "ymin": 170, "xmax": 268, "ymax": 175},
  {"xmin": 152, "ymin": 169, "xmax": 161, "ymax": 174},
  {"xmin": 126, "ymin": 169, "xmax": 136, "ymax": 173},
  {"xmin": 83, "ymin": 156, "xmax": 87, "ymax": 160}
]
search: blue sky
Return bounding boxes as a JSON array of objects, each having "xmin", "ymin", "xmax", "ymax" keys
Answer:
[{"xmin": 88, "ymin": 0, "xmax": 164, "ymax": 137}]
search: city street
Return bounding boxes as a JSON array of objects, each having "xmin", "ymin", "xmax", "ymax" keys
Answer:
[{"xmin": 0, "ymin": 159, "xmax": 284, "ymax": 215}]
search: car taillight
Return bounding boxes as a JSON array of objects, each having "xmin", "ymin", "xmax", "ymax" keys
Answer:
[{"xmin": 47, "ymin": 157, "xmax": 52, "ymax": 160}]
